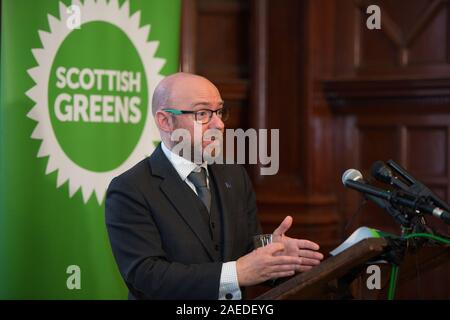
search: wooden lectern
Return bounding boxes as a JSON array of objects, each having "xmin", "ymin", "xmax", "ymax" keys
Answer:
[{"xmin": 254, "ymin": 238, "xmax": 450, "ymax": 300}]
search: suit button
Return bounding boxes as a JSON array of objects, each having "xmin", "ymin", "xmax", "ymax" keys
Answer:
[
  {"xmin": 225, "ymin": 293, "xmax": 233, "ymax": 300},
  {"xmin": 215, "ymin": 244, "xmax": 219, "ymax": 251},
  {"xmin": 211, "ymin": 222, "xmax": 215, "ymax": 229}
]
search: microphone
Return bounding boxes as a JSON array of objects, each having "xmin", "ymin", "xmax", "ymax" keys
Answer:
[
  {"xmin": 342, "ymin": 169, "xmax": 450, "ymax": 225},
  {"xmin": 371, "ymin": 160, "xmax": 450, "ymax": 213},
  {"xmin": 386, "ymin": 160, "xmax": 450, "ymax": 212},
  {"xmin": 371, "ymin": 161, "xmax": 410, "ymax": 190},
  {"xmin": 342, "ymin": 169, "xmax": 389, "ymax": 205},
  {"xmin": 342, "ymin": 169, "xmax": 409, "ymax": 226}
]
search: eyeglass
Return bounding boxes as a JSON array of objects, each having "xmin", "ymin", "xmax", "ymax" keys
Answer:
[{"xmin": 163, "ymin": 106, "xmax": 229, "ymax": 124}]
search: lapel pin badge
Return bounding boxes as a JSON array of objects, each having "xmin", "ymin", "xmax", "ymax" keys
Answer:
[{"xmin": 225, "ymin": 182, "xmax": 232, "ymax": 189}]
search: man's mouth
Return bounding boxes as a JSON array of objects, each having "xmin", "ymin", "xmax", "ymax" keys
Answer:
[{"xmin": 203, "ymin": 136, "xmax": 216, "ymax": 143}]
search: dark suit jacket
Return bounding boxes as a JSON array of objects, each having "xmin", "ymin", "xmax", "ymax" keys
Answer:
[{"xmin": 105, "ymin": 145, "xmax": 261, "ymax": 299}]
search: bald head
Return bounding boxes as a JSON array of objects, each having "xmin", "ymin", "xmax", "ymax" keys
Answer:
[{"xmin": 151, "ymin": 72, "xmax": 222, "ymax": 116}]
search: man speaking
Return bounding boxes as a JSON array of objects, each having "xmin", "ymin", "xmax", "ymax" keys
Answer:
[{"xmin": 105, "ymin": 72, "xmax": 323, "ymax": 299}]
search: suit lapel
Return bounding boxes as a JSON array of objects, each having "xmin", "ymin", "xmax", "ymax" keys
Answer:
[
  {"xmin": 149, "ymin": 145, "xmax": 216, "ymax": 260},
  {"xmin": 208, "ymin": 164, "xmax": 235, "ymax": 262}
]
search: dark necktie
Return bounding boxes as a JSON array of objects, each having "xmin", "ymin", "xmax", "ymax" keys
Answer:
[{"xmin": 188, "ymin": 167, "xmax": 211, "ymax": 212}]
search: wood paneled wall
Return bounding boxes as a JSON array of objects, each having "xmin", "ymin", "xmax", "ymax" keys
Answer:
[{"xmin": 181, "ymin": 0, "xmax": 450, "ymax": 299}]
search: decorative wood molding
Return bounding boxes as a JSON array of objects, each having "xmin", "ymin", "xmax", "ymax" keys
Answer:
[
  {"xmin": 404, "ymin": 0, "xmax": 444, "ymax": 47},
  {"xmin": 354, "ymin": 0, "xmax": 445, "ymax": 48},
  {"xmin": 353, "ymin": 0, "xmax": 446, "ymax": 67},
  {"xmin": 323, "ymin": 77, "xmax": 450, "ymax": 106},
  {"xmin": 354, "ymin": 0, "xmax": 403, "ymax": 46}
]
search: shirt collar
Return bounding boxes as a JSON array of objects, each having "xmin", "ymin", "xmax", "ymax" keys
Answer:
[{"xmin": 161, "ymin": 142, "xmax": 208, "ymax": 181}]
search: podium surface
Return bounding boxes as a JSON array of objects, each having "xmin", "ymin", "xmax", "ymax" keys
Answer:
[{"xmin": 255, "ymin": 238, "xmax": 450, "ymax": 300}]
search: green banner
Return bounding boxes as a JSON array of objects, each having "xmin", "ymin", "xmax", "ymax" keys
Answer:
[{"xmin": 0, "ymin": 0, "xmax": 181, "ymax": 299}]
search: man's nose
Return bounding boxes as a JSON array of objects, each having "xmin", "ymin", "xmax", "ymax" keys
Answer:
[{"xmin": 208, "ymin": 112, "xmax": 225, "ymax": 131}]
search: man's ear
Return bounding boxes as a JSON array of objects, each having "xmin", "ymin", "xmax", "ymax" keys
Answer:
[{"xmin": 155, "ymin": 110, "xmax": 173, "ymax": 133}]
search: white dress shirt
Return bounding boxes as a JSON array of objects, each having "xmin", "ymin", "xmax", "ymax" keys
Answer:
[{"xmin": 161, "ymin": 142, "xmax": 241, "ymax": 300}]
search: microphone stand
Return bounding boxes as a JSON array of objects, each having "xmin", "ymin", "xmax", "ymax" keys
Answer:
[{"xmin": 345, "ymin": 176, "xmax": 450, "ymax": 299}]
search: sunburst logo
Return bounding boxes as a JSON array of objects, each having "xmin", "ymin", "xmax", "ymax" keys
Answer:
[{"xmin": 26, "ymin": 0, "xmax": 163, "ymax": 204}]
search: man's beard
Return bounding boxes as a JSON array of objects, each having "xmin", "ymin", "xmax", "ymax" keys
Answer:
[{"xmin": 170, "ymin": 127, "xmax": 223, "ymax": 164}]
